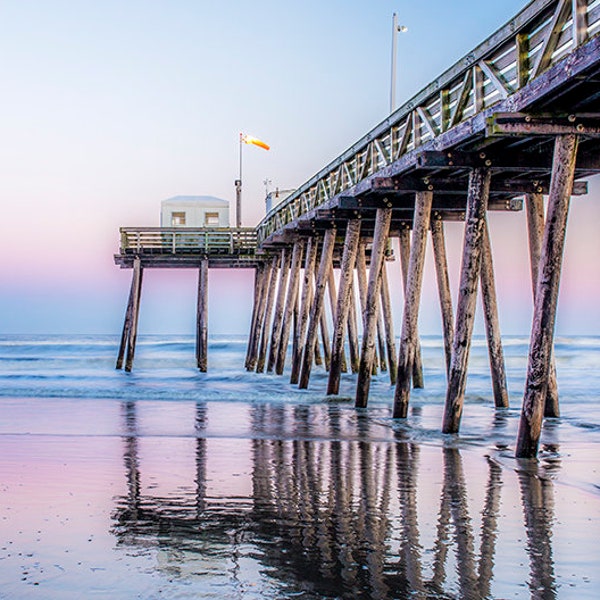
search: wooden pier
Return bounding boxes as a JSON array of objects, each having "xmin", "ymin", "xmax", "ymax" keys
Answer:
[{"xmin": 115, "ymin": 0, "xmax": 600, "ymax": 458}]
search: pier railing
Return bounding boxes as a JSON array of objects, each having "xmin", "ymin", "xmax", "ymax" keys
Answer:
[
  {"xmin": 256, "ymin": 0, "xmax": 600, "ymax": 244},
  {"xmin": 119, "ymin": 227, "xmax": 258, "ymax": 255}
]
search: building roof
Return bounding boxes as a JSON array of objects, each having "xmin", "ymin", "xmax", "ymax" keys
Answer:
[{"xmin": 162, "ymin": 195, "xmax": 229, "ymax": 207}]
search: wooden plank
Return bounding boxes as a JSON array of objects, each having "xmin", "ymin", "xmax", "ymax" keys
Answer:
[
  {"xmin": 393, "ymin": 191, "xmax": 433, "ymax": 418},
  {"xmin": 355, "ymin": 208, "xmax": 393, "ymax": 408},
  {"xmin": 517, "ymin": 134, "xmax": 578, "ymax": 458},
  {"xmin": 300, "ymin": 228, "xmax": 337, "ymax": 388},
  {"xmin": 442, "ymin": 169, "xmax": 491, "ymax": 433}
]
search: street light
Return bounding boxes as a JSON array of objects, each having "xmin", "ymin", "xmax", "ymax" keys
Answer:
[{"xmin": 390, "ymin": 12, "xmax": 408, "ymax": 114}]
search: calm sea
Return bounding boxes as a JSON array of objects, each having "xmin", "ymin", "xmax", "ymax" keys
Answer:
[{"xmin": 0, "ymin": 334, "xmax": 599, "ymax": 599}]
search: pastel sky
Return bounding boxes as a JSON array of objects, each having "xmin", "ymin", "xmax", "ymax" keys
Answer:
[{"xmin": 0, "ymin": 0, "xmax": 598, "ymax": 336}]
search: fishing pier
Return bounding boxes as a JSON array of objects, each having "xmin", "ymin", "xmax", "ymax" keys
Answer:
[{"xmin": 115, "ymin": 0, "xmax": 600, "ymax": 458}]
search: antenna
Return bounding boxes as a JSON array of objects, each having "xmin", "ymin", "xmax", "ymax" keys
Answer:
[{"xmin": 263, "ymin": 178, "xmax": 273, "ymax": 196}]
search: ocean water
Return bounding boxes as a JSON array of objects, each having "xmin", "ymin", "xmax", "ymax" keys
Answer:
[{"xmin": 0, "ymin": 334, "xmax": 599, "ymax": 599}]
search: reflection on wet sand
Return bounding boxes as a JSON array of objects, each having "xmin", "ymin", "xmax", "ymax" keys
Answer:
[{"xmin": 113, "ymin": 402, "xmax": 560, "ymax": 599}]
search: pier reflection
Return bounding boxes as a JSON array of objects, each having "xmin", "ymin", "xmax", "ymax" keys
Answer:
[{"xmin": 112, "ymin": 402, "xmax": 560, "ymax": 599}]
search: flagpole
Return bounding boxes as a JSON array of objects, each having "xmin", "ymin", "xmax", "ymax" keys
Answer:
[{"xmin": 235, "ymin": 134, "xmax": 242, "ymax": 228}]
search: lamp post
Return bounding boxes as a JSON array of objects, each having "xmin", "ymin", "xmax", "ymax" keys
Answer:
[{"xmin": 390, "ymin": 12, "xmax": 408, "ymax": 114}]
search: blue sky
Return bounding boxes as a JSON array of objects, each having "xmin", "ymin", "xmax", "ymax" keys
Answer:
[{"xmin": 0, "ymin": 0, "xmax": 598, "ymax": 336}]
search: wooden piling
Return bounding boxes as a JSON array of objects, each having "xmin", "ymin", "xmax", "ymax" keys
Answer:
[
  {"xmin": 380, "ymin": 264, "xmax": 397, "ymax": 385},
  {"xmin": 116, "ymin": 260, "xmax": 138, "ymax": 370},
  {"xmin": 430, "ymin": 218, "xmax": 454, "ymax": 377},
  {"xmin": 247, "ymin": 260, "xmax": 274, "ymax": 372},
  {"xmin": 516, "ymin": 134, "xmax": 578, "ymax": 458},
  {"xmin": 267, "ymin": 249, "xmax": 291, "ymax": 373},
  {"xmin": 526, "ymin": 193, "xmax": 560, "ymax": 417},
  {"xmin": 291, "ymin": 237, "xmax": 317, "ymax": 384},
  {"xmin": 347, "ymin": 280, "xmax": 360, "ymax": 373},
  {"xmin": 398, "ymin": 227, "xmax": 425, "ymax": 388},
  {"xmin": 327, "ymin": 265, "xmax": 347, "ymax": 373},
  {"xmin": 442, "ymin": 168, "xmax": 491, "ymax": 434},
  {"xmin": 300, "ymin": 227, "xmax": 337, "ymax": 388},
  {"xmin": 124, "ymin": 257, "xmax": 143, "ymax": 373},
  {"xmin": 356, "ymin": 243, "xmax": 377, "ymax": 375},
  {"xmin": 196, "ymin": 259, "xmax": 209, "ymax": 372},
  {"xmin": 276, "ymin": 240, "xmax": 304, "ymax": 375},
  {"xmin": 479, "ymin": 218, "xmax": 509, "ymax": 408},
  {"xmin": 256, "ymin": 255, "xmax": 280, "ymax": 373},
  {"xmin": 245, "ymin": 264, "xmax": 265, "ymax": 369},
  {"xmin": 355, "ymin": 208, "xmax": 392, "ymax": 408},
  {"xmin": 393, "ymin": 191, "xmax": 433, "ymax": 418},
  {"xmin": 327, "ymin": 219, "xmax": 361, "ymax": 395}
]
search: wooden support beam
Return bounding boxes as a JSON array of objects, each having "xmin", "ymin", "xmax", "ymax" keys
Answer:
[
  {"xmin": 300, "ymin": 228, "xmax": 337, "ymax": 388},
  {"xmin": 356, "ymin": 242, "xmax": 377, "ymax": 375},
  {"xmin": 486, "ymin": 112, "xmax": 600, "ymax": 137},
  {"xmin": 376, "ymin": 302, "xmax": 388, "ymax": 373},
  {"xmin": 480, "ymin": 219, "xmax": 509, "ymax": 408},
  {"xmin": 327, "ymin": 219, "xmax": 361, "ymax": 395},
  {"xmin": 291, "ymin": 237, "xmax": 317, "ymax": 384},
  {"xmin": 116, "ymin": 261, "xmax": 137, "ymax": 370},
  {"xmin": 247, "ymin": 260, "xmax": 274, "ymax": 371},
  {"xmin": 347, "ymin": 279, "xmax": 360, "ymax": 374},
  {"xmin": 380, "ymin": 263, "xmax": 397, "ymax": 385},
  {"xmin": 355, "ymin": 208, "xmax": 392, "ymax": 408},
  {"xmin": 196, "ymin": 259, "xmax": 209, "ymax": 372},
  {"xmin": 517, "ymin": 134, "xmax": 578, "ymax": 458},
  {"xmin": 276, "ymin": 240, "xmax": 304, "ymax": 375},
  {"xmin": 245, "ymin": 264, "xmax": 265, "ymax": 369},
  {"xmin": 124, "ymin": 257, "xmax": 143, "ymax": 373},
  {"xmin": 318, "ymin": 308, "xmax": 330, "ymax": 370},
  {"xmin": 442, "ymin": 168, "xmax": 491, "ymax": 433},
  {"xmin": 393, "ymin": 191, "xmax": 433, "ymax": 418},
  {"xmin": 398, "ymin": 227, "xmax": 425, "ymax": 388},
  {"xmin": 267, "ymin": 249, "xmax": 291, "ymax": 373},
  {"xmin": 327, "ymin": 266, "xmax": 347, "ymax": 373},
  {"xmin": 526, "ymin": 193, "xmax": 559, "ymax": 417},
  {"xmin": 430, "ymin": 218, "xmax": 454, "ymax": 377},
  {"xmin": 256, "ymin": 255, "xmax": 280, "ymax": 373}
]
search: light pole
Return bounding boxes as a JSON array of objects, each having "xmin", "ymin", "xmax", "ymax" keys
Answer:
[{"xmin": 390, "ymin": 12, "xmax": 408, "ymax": 114}]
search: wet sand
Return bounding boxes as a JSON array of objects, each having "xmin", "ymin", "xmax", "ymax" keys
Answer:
[{"xmin": 1, "ymin": 396, "xmax": 599, "ymax": 599}]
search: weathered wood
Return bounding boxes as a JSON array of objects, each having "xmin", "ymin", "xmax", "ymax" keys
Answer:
[
  {"xmin": 347, "ymin": 280, "xmax": 360, "ymax": 373},
  {"xmin": 291, "ymin": 237, "xmax": 317, "ymax": 384},
  {"xmin": 327, "ymin": 219, "xmax": 361, "ymax": 395},
  {"xmin": 376, "ymin": 305, "xmax": 388, "ymax": 373},
  {"xmin": 327, "ymin": 266, "xmax": 347, "ymax": 373},
  {"xmin": 430, "ymin": 218, "xmax": 454, "ymax": 376},
  {"xmin": 393, "ymin": 191, "xmax": 433, "ymax": 418},
  {"xmin": 247, "ymin": 260, "xmax": 274, "ymax": 371},
  {"xmin": 256, "ymin": 255, "xmax": 280, "ymax": 373},
  {"xmin": 379, "ymin": 263, "xmax": 397, "ymax": 385},
  {"xmin": 124, "ymin": 257, "xmax": 143, "ymax": 373},
  {"xmin": 398, "ymin": 227, "xmax": 425, "ymax": 388},
  {"xmin": 356, "ymin": 208, "xmax": 392, "ymax": 408},
  {"xmin": 116, "ymin": 263, "xmax": 137, "ymax": 370},
  {"xmin": 267, "ymin": 249, "xmax": 291, "ymax": 373},
  {"xmin": 517, "ymin": 134, "xmax": 578, "ymax": 458},
  {"xmin": 526, "ymin": 193, "xmax": 560, "ymax": 417},
  {"xmin": 479, "ymin": 219, "xmax": 509, "ymax": 408},
  {"xmin": 245, "ymin": 264, "xmax": 265, "ymax": 369},
  {"xmin": 300, "ymin": 228, "xmax": 337, "ymax": 388},
  {"xmin": 356, "ymin": 243, "xmax": 377, "ymax": 375},
  {"xmin": 442, "ymin": 168, "xmax": 491, "ymax": 433},
  {"xmin": 276, "ymin": 241, "xmax": 304, "ymax": 375},
  {"xmin": 196, "ymin": 259, "xmax": 209, "ymax": 372}
]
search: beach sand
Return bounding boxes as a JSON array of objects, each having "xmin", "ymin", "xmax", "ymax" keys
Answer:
[{"xmin": 1, "ymin": 395, "xmax": 599, "ymax": 599}]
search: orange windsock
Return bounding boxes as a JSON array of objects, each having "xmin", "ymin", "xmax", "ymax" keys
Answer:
[{"xmin": 241, "ymin": 134, "xmax": 270, "ymax": 151}]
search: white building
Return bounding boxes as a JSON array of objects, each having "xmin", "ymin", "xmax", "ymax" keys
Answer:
[
  {"xmin": 265, "ymin": 188, "xmax": 295, "ymax": 214},
  {"xmin": 160, "ymin": 196, "xmax": 230, "ymax": 228}
]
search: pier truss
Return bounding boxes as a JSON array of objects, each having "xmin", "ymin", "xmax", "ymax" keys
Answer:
[{"xmin": 115, "ymin": 0, "xmax": 600, "ymax": 457}]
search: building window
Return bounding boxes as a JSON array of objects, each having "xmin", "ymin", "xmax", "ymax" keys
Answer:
[
  {"xmin": 205, "ymin": 212, "xmax": 219, "ymax": 226},
  {"xmin": 171, "ymin": 211, "xmax": 186, "ymax": 226}
]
